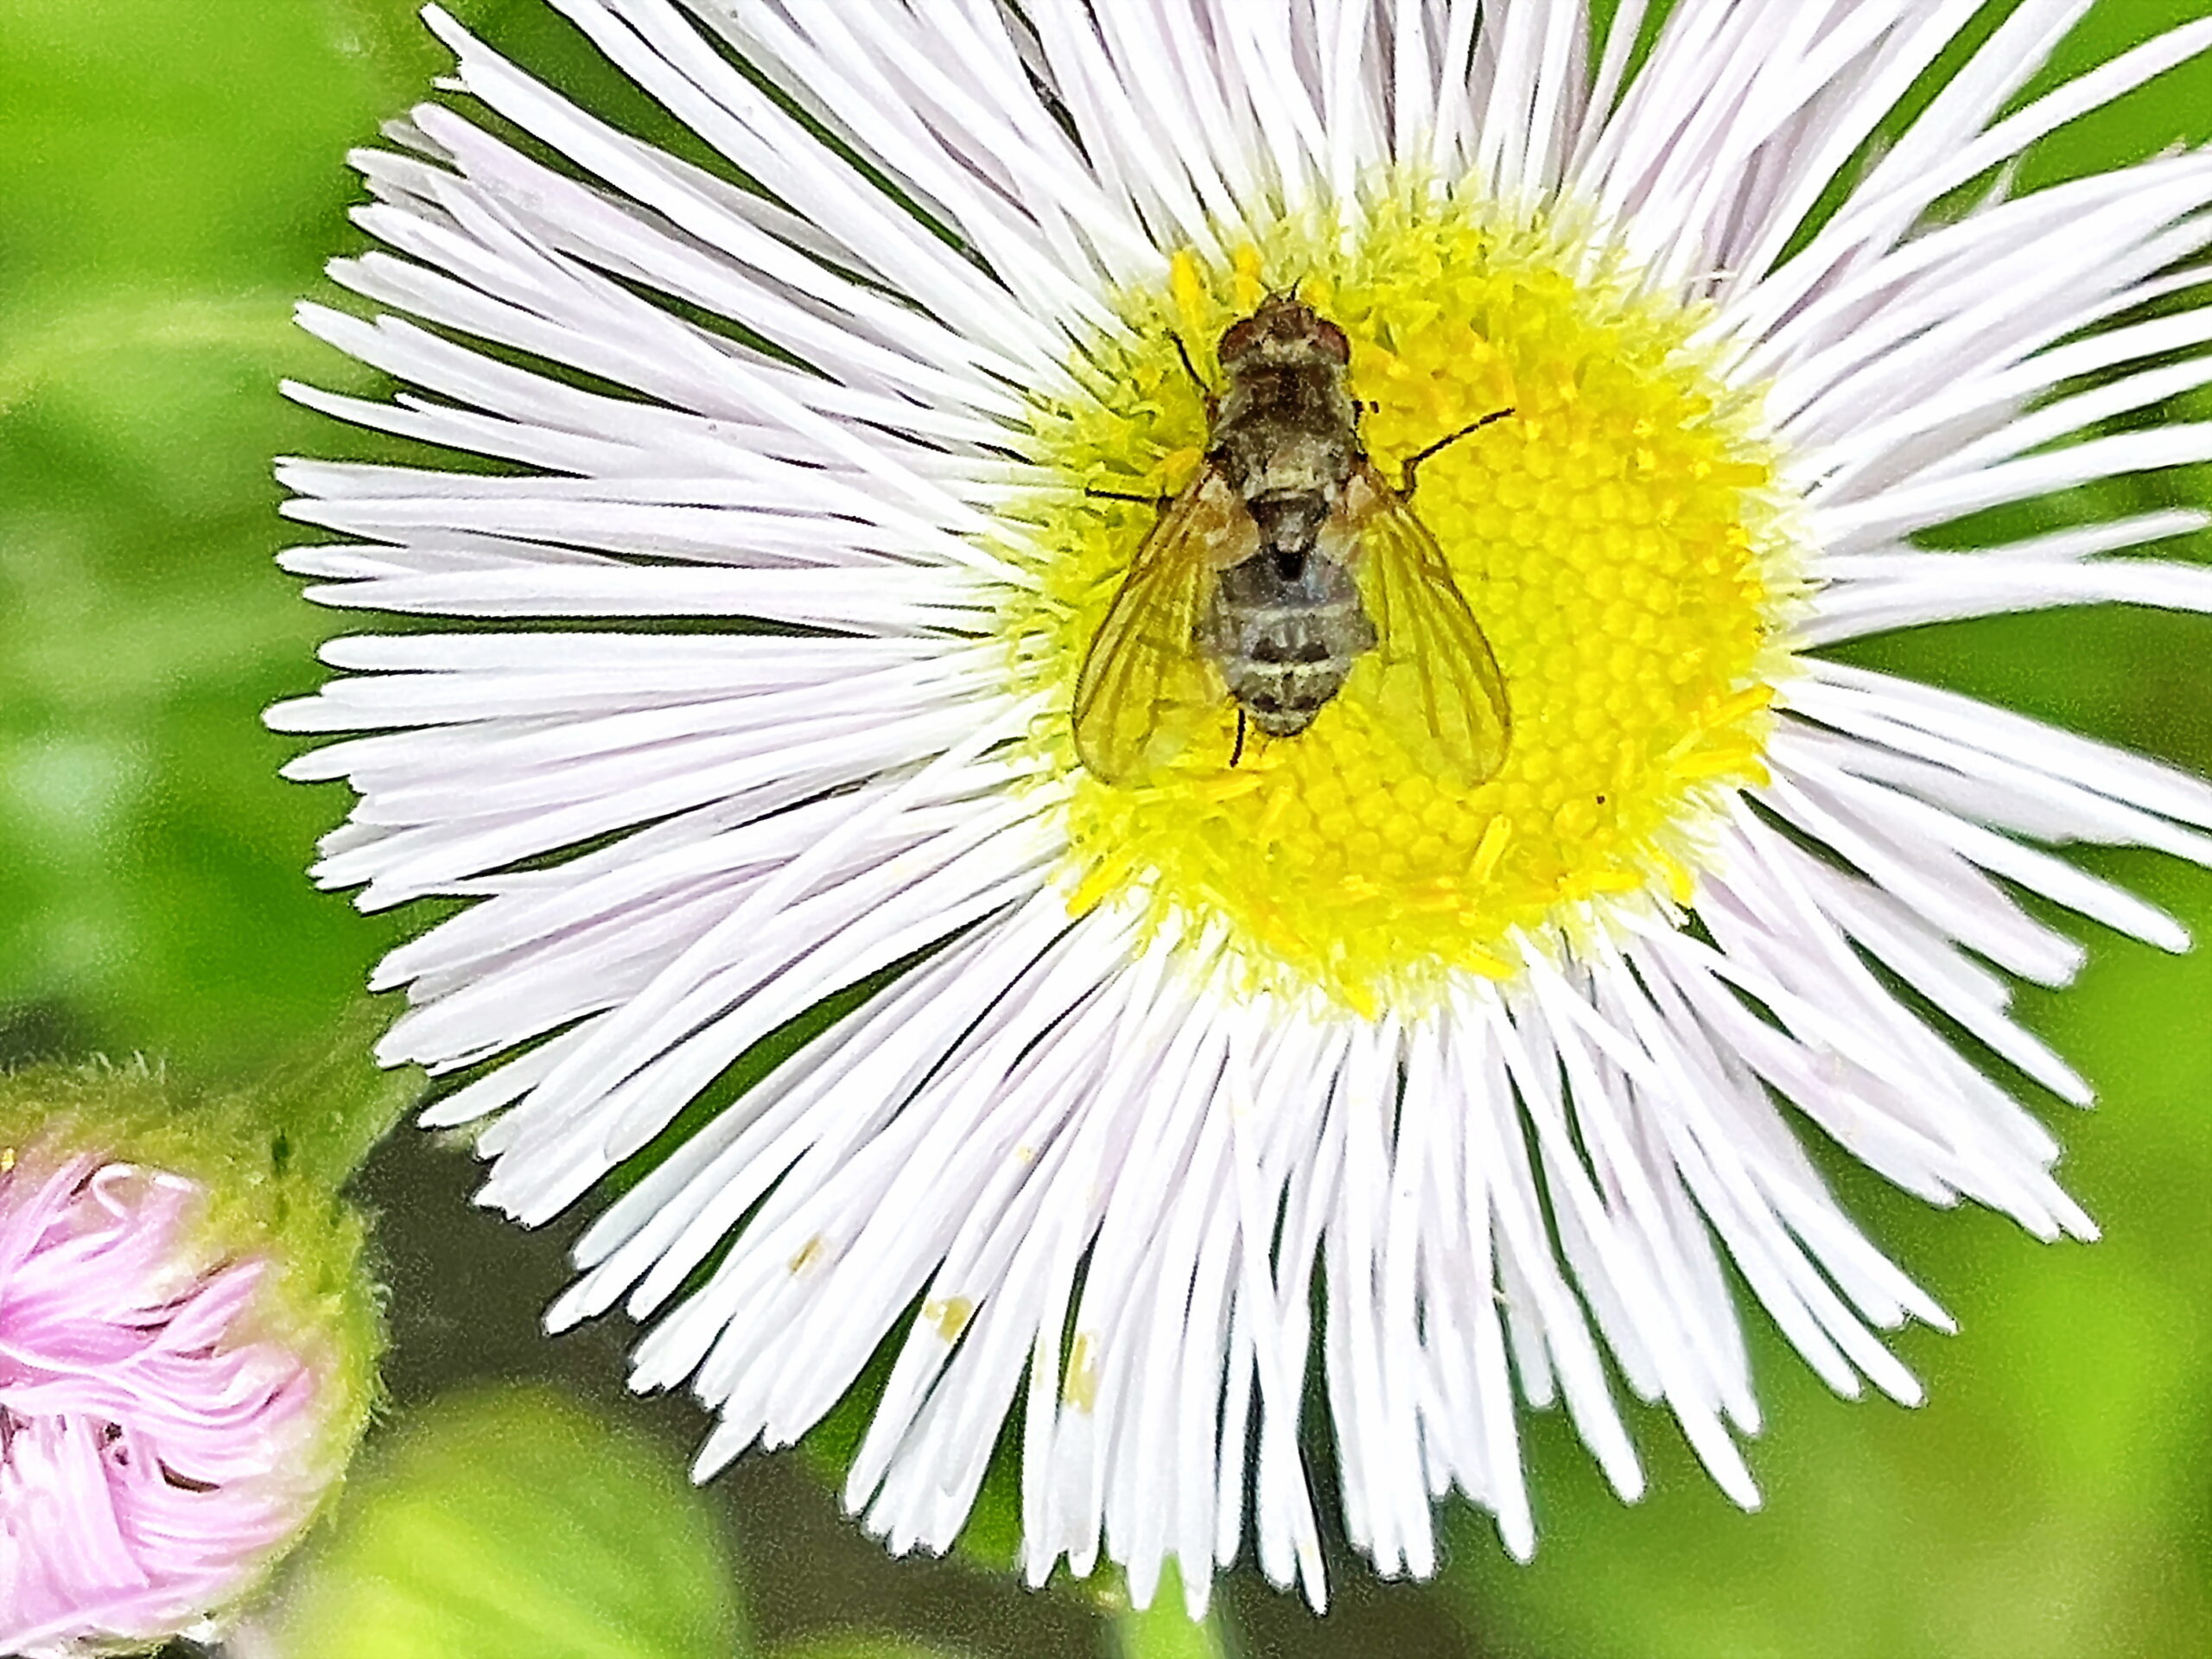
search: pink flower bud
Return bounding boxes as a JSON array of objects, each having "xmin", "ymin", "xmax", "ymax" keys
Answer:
[{"xmin": 0, "ymin": 1142, "xmax": 363, "ymax": 1656}]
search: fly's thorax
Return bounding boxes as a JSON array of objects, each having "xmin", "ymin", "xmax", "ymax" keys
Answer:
[{"xmin": 1211, "ymin": 354, "xmax": 1362, "ymax": 513}]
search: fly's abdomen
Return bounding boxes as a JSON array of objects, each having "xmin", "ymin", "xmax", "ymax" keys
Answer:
[{"xmin": 1202, "ymin": 550, "xmax": 1378, "ymax": 736}]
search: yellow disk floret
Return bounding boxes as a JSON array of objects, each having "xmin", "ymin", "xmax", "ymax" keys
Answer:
[{"xmin": 998, "ymin": 194, "xmax": 1800, "ymax": 1010}]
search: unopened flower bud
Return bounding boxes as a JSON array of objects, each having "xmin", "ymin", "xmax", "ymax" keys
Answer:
[{"xmin": 0, "ymin": 1064, "xmax": 382, "ymax": 1656}]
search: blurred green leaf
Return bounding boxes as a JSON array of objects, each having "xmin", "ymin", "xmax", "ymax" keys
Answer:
[
  {"xmin": 770, "ymin": 1642, "xmax": 974, "ymax": 1659},
  {"xmin": 270, "ymin": 1385, "xmax": 747, "ymax": 1659},
  {"xmin": 1111, "ymin": 1573, "xmax": 1230, "ymax": 1659},
  {"xmin": 2015, "ymin": 0, "xmax": 2212, "ymax": 188},
  {"xmin": 0, "ymin": 0, "xmax": 445, "ymax": 1073}
]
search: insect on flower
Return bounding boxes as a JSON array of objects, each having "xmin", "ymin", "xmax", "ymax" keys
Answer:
[
  {"xmin": 1073, "ymin": 294, "xmax": 1514, "ymax": 783},
  {"xmin": 279, "ymin": 0, "xmax": 2212, "ymax": 1621}
]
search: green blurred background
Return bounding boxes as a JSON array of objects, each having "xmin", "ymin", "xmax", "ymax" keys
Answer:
[{"xmin": 3, "ymin": 1, "xmax": 2212, "ymax": 1655}]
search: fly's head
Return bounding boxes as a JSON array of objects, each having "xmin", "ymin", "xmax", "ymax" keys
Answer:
[{"xmin": 1217, "ymin": 295, "xmax": 1351, "ymax": 374}]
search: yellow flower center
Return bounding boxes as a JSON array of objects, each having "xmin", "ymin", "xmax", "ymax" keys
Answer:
[{"xmin": 998, "ymin": 194, "xmax": 1799, "ymax": 1012}]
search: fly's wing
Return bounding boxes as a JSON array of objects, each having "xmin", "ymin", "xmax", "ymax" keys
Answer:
[
  {"xmin": 1072, "ymin": 467, "xmax": 1255, "ymax": 785},
  {"xmin": 1338, "ymin": 461, "xmax": 1511, "ymax": 785}
]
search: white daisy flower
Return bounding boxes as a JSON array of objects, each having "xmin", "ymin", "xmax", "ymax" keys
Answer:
[{"xmin": 273, "ymin": 0, "xmax": 2212, "ymax": 1615}]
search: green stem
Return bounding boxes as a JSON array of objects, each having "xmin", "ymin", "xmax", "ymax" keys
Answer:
[
  {"xmin": 245, "ymin": 999, "xmax": 423, "ymax": 1188},
  {"xmin": 1112, "ymin": 1567, "xmax": 1233, "ymax": 1659}
]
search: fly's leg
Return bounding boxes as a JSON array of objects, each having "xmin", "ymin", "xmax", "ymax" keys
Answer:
[
  {"xmin": 1171, "ymin": 333, "xmax": 1219, "ymax": 421},
  {"xmin": 1230, "ymin": 707, "xmax": 1249, "ymax": 769},
  {"xmin": 1086, "ymin": 487, "xmax": 1173, "ymax": 508},
  {"xmin": 1399, "ymin": 406, "xmax": 1515, "ymax": 498},
  {"xmin": 1093, "ymin": 333, "xmax": 1212, "ymax": 503}
]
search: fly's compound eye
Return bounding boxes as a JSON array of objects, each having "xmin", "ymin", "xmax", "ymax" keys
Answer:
[{"xmin": 1218, "ymin": 316, "xmax": 1262, "ymax": 363}]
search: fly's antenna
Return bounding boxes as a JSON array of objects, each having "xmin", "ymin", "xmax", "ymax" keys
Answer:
[{"xmin": 1399, "ymin": 405, "xmax": 1515, "ymax": 498}]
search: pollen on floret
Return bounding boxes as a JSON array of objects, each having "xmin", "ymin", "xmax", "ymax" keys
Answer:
[{"xmin": 1000, "ymin": 191, "xmax": 1801, "ymax": 1009}]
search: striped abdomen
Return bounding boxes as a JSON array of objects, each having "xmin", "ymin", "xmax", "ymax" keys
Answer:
[{"xmin": 1200, "ymin": 543, "xmax": 1378, "ymax": 736}]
